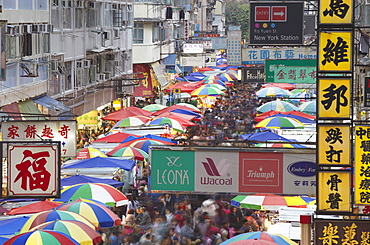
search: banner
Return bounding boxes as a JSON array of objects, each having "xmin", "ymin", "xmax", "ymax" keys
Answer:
[
  {"xmin": 265, "ymin": 59, "xmax": 316, "ymax": 82},
  {"xmin": 133, "ymin": 64, "xmax": 154, "ymax": 97}
]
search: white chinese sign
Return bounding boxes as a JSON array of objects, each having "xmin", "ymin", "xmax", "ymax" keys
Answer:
[
  {"xmin": 8, "ymin": 144, "xmax": 59, "ymax": 197},
  {"xmin": 183, "ymin": 43, "xmax": 204, "ymax": 53},
  {"xmin": 2, "ymin": 121, "xmax": 76, "ymax": 157}
]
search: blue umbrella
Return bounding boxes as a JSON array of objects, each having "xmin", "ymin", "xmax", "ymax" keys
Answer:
[
  {"xmin": 184, "ymin": 75, "xmax": 202, "ymax": 81},
  {"xmin": 62, "ymin": 157, "xmax": 135, "ymax": 171},
  {"xmin": 61, "ymin": 175, "xmax": 124, "ymax": 188},
  {"xmin": 121, "ymin": 134, "xmax": 177, "ymax": 144},
  {"xmin": 0, "ymin": 237, "xmax": 7, "ymax": 245},
  {"xmin": 240, "ymin": 131, "xmax": 291, "ymax": 141},
  {"xmin": 188, "ymin": 72, "xmax": 206, "ymax": 79},
  {"xmin": 170, "ymin": 109, "xmax": 202, "ymax": 119},
  {"xmin": 0, "ymin": 216, "xmax": 30, "ymax": 236}
]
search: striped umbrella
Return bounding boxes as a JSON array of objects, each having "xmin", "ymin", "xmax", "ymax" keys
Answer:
[
  {"xmin": 142, "ymin": 104, "xmax": 167, "ymax": 112},
  {"xmin": 299, "ymin": 100, "xmax": 316, "ymax": 115},
  {"xmin": 253, "ymin": 142, "xmax": 308, "ymax": 148},
  {"xmin": 56, "ymin": 200, "xmax": 121, "ymax": 228},
  {"xmin": 201, "ymin": 79, "xmax": 226, "ymax": 87},
  {"xmin": 112, "ymin": 116, "xmax": 150, "ymax": 128},
  {"xmin": 201, "ymin": 84, "xmax": 227, "ymax": 91},
  {"xmin": 20, "ymin": 210, "xmax": 96, "ymax": 232},
  {"xmin": 255, "ymin": 116, "xmax": 305, "ymax": 129},
  {"xmin": 4, "ymin": 230, "xmax": 80, "ymax": 245},
  {"xmin": 231, "ymin": 195, "xmax": 310, "ymax": 210},
  {"xmin": 53, "ymin": 183, "xmax": 129, "ymax": 207},
  {"xmin": 30, "ymin": 220, "xmax": 102, "ymax": 245},
  {"xmin": 106, "ymin": 146, "xmax": 149, "ymax": 161},
  {"xmin": 191, "ymin": 86, "xmax": 225, "ymax": 97},
  {"xmin": 256, "ymin": 101, "xmax": 299, "ymax": 113},
  {"xmin": 148, "ymin": 117, "xmax": 185, "ymax": 132},
  {"xmin": 256, "ymin": 87, "xmax": 292, "ymax": 98},
  {"xmin": 221, "ymin": 232, "xmax": 298, "ymax": 245},
  {"xmin": 76, "ymin": 147, "xmax": 107, "ymax": 160}
]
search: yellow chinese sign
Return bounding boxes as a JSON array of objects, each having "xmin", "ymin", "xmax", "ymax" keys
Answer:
[
  {"xmin": 318, "ymin": 171, "xmax": 351, "ymax": 212},
  {"xmin": 319, "ymin": 0, "xmax": 353, "ymax": 25},
  {"xmin": 318, "ymin": 31, "xmax": 352, "ymax": 72},
  {"xmin": 318, "ymin": 78, "xmax": 351, "ymax": 119},
  {"xmin": 354, "ymin": 125, "xmax": 370, "ymax": 205},
  {"xmin": 318, "ymin": 124, "xmax": 351, "ymax": 166},
  {"xmin": 77, "ymin": 110, "xmax": 98, "ymax": 125},
  {"xmin": 315, "ymin": 220, "xmax": 370, "ymax": 245}
]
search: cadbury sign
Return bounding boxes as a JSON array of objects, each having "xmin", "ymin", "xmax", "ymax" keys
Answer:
[{"xmin": 150, "ymin": 149, "xmax": 316, "ymax": 195}]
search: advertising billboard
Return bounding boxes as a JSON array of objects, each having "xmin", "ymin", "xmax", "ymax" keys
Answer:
[{"xmin": 150, "ymin": 148, "xmax": 316, "ymax": 195}]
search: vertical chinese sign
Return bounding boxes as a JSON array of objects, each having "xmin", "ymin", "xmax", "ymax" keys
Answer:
[
  {"xmin": 7, "ymin": 143, "xmax": 60, "ymax": 198},
  {"xmin": 317, "ymin": 0, "xmax": 354, "ymax": 216},
  {"xmin": 354, "ymin": 125, "xmax": 370, "ymax": 205}
]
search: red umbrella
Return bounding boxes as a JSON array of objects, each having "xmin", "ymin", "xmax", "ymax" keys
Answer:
[
  {"xmin": 92, "ymin": 132, "xmax": 139, "ymax": 143},
  {"xmin": 111, "ymin": 138, "xmax": 175, "ymax": 154},
  {"xmin": 7, "ymin": 200, "xmax": 62, "ymax": 215},
  {"xmin": 152, "ymin": 114, "xmax": 196, "ymax": 126},
  {"xmin": 154, "ymin": 111, "xmax": 197, "ymax": 121},
  {"xmin": 198, "ymin": 67, "xmax": 215, "ymax": 72},
  {"xmin": 165, "ymin": 82, "xmax": 201, "ymax": 93},
  {"xmin": 281, "ymin": 110, "xmax": 316, "ymax": 120},
  {"xmin": 262, "ymin": 83, "xmax": 295, "ymax": 90},
  {"xmin": 102, "ymin": 106, "xmax": 152, "ymax": 121},
  {"xmin": 254, "ymin": 110, "xmax": 280, "ymax": 122},
  {"xmin": 155, "ymin": 104, "xmax": 201, "ymax": 114}
]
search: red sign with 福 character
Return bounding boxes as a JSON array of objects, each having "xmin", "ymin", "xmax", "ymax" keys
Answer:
[{"xmin": 8, "ymin": 144, "xmax": 60, "ymax": 198}]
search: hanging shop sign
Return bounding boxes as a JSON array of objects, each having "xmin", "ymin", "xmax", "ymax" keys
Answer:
[
  {"xmin": 318, "ymin": 31, "xmax": 353, "ymax": 73},
  {"xmin": 317, "ymin": 124, "xmax": 351, "ymax": 166},
  {"xmin": 317, "ymin": 170, "xmax": 352, "ymax": 213},
  {"xmin": 318, "ymin": 78, "xmax": 351, "ymax": 119},
  {"xmin": 319, "ymin": 0, "xmax": 353, "ymax": 26}
]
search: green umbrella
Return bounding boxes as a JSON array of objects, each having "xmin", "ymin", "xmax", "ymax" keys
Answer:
[
  {"xmin": 299, "ymin": 100, "xmax": 316, "ymax": 115},
  {"xmin": 142, "ymin": 104, "xmax": 167, "ymax": 112}
]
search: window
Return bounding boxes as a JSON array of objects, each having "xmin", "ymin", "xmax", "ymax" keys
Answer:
[
  {"xmin": 22, "ymin": 34, "xmax": 32, "ymax": 57},
  {"xmin": 51, "ymin": 1, "xmax": 61, "ymax": 30},
  {"xmin": 133, "ymin": 23, "xmax": 144, "ymax": 44},
  {"xmin": 75, "ymin": 3, "xmax": 84, "ymax": 29},
  {"xmin": 43, "ymin": 33, "xmax": 50, "ymax": 53},
  {"xmin": 104, "ymin": 3, "xmax": 112, "ymax": 27},
  {"xmin": 152, "ymin": 23, "xmax": 160, "ymax": 43},
  {"xmin": 64, "ymin": 61, "xmax": 72, "ymax": 90},
  {"xmin": 19, "ymin": 0, "xmax": 33, "ymax": 10},
  {"xmin": 3, "ymin": 0, "xmax": 16, "ymax": 9},
  {"xmin": 37, "ymin": 0, "xmax": 48, "ymax": 10},
  {"xmin": 127, "ymin": 5, "xmax": 133, "ymax": 27},
  {"xmin": 113, "ymin": 5, "xmax": 123, "ymax": 27},
  {"xmin": 62, "ymin": 1, "xmax": 72, "ymax": 29},
  {"xmin": 87, "ymin": 2, "xmax": 98, "ymax": 28},
  {"xmin": 6, "ymin": 36, "xmax": 18, "ymax": 59}
]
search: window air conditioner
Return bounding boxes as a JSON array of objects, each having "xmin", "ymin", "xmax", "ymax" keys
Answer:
[
  {"xmin": 96, "ymin": 73, "xmax": 106, "ymax": 81},
  {"xmin": 83, "ymin": 60, "xmax": 91, "ymax": 68}
]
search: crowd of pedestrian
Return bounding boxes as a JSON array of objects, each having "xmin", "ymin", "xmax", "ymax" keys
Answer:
[{"xmin": 101, "ymin": 192, "xmax": 269, "ymax": 245}]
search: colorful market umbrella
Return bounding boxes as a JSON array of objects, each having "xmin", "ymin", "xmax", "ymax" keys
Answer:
[
  {"xmin": 256, "ymin": 87, "xmax": 292, "ymax": 98},
  {"xmin": 230, "ymin": 195, "xmax": 309, "ymax": 210},
  {"xmin": 142, "ymin": 104, "xmax": 167, "ymax": 112},
  {"xmin": 53, "ymin": 183, "xmax": 129, "ymax": 207},
  {"xmin": 191, "ymin": 86, "xmax": 225, "ymax": 97},
  {"xmin": 152, "ymin": 113, "xmax": 196, "ymax": 126},
  {"xmin": 299, "ymin": 100, "xmax": 316, "ymax": 115},
  {"xmin": 253, "ymin": 142, "xmax": 308, "ymax": 148},
  {"xmin": 0, "ymin": 216, "xmax": 30, "ymax": 236},
  {"xmin": 30, "ymin": 220, "xmax": 102, "ymax": 245},
  {"xmin": 61, "ymin": 175, "xmax": 124, "ymax": 188},
  {"xmin": 7, "ymin": 200, "xmax": 62, "ymax": 215},
  {"xmin": 255, "ymin": 116, "xmax": 305, "ymax": 129},
  {"xmin": 155, "ymin": 104, "xmax": 201, "ymax": 114},
  {"xmin": 256, "ymin": 101, "xmax": 299, "ymax": 113},
  {"xmin": 101, "ymin": 106, "xmax": 153, "ymax": 121},
  {"xmin": 106, "ymin": 146, "xmax": 149, "ymax": 161},
  {"xmin": 129, "ymin": 139, "xmax": 169, "ymax": 153},
  {"xmin": 20, "ymin": 210, "xmax": 96, "ymax": 233},
  {"xmin": 262, "ymin": 83, "xmax": 295, "ymax": 90},
  {"xmin": 176, "ymin": 103, "xmax": 200, "ymax": 111},
  {"xmin": 148, "ymin": 117, "xmax": 185, "ymax": 132},
  {"xmin": 200, "ymin": 84, "xmax": 227, "ymax": 91},
  {"xmin": 201, "ymin": 79, "xmax": 227, "ymax": 87},
  {"xmin": 76, "ymin": 147, "xmax": 107, "ymax": 160},
  {"xmin": 224, "ymin": 240, "xmax": 279, "ymax": 245},
  {"xmin": 112, "ymin": 116, "xmax": 150, "ymax": 128},
  {"xmin": 264, "ymin": 113, "xmax": 315, "ymax": 124},
  {"xmin": 222, "ymin": 231, "xmax": 298, "ymax": 245},
  {"xmin": 219, "ymin": 73, "xmax": 236, "ymax": 81},
  {"xmin": 289, "ymin": 92, "xmax": 311, "ymax": 99},
  {"xmin": 56, "ymin": 200, "xmax": 121, "ymax": 228},
  {"xmin": 4, "ymin": 230, "xmax": 80, "ymax": 245},
  {"xmin": 92, "ymin": 132, "xmax": 139, "ymax": 143}
]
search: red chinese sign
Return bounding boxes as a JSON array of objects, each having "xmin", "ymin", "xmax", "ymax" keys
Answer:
[
  {"xmin": 133, "ymin": 64, "xmax": 154, "ymax": 97},
  {"xmin": 8, "ymin": 144, "xmax": 60, "ymax": 197},
  {"xmin": 2, "ymin": 121, "xmax": 76, "ymax": 157}
]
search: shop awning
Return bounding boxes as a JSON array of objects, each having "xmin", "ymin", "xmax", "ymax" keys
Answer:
[
  {"xmin": 151, "ymin": 61, "xmax": 169, "ymax": 87},
  {"xmin": 32, "ymin": 94, "xmax": 72, "ymax": 119},
  {"xmin": 163, "ymin": 54, "xmax": 177, "ymax": 66},
  {"xmin": 18, "ymin": 99, "xmax": 45, "ymax": 120},
  {"xmin": 1, "ymin": 102, "xmax": 22, "ymax": 120}
]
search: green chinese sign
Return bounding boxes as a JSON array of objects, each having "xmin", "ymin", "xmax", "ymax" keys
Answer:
[
  {"xmin": 265, "ymin": 59, "xmax": 316, "ymax": 83},
  {"xmin": 150, "ymin": 150, "xmax": 195, "ymax": 191},
  {"xmin": 273, "ymin": 66, "xmax": 316, "ymax": 83}
]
